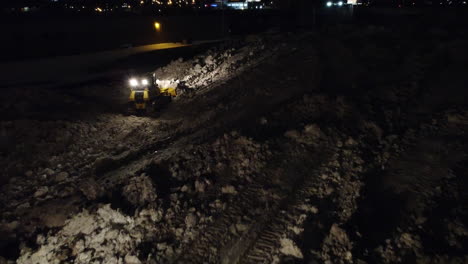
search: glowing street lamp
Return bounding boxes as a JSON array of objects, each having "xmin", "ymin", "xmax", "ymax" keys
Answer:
[{"xmin": 154, "ymin": 22, "xmax": 161, "ymax": 32}]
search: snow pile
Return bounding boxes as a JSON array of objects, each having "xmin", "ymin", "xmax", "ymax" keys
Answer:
[
  {"xmin": 154, "ymin": 38, "xmax": 270, "ymax": 90},
  {"xmin": 17, "ymin": 205, "xmax": 151, "ymax": 264},
  {"xmin": 315, "ymin": 224, "xmax": 353, "ymax": 264},
  {"xmin": 156, "ymin": 79, "xmax": 179, "ymax": 89},
  {"xmin": 279, "ymin": 238, "xmax": 303, "ymax": 259}
]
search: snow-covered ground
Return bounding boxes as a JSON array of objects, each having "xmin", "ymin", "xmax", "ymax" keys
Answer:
[{"xmin": 1, "ymin": 26, "xmax": 468, "ymax": 264}]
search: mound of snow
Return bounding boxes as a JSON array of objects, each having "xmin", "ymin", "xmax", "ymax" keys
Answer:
[
  {"xmin": 156, "ymin": 79, "xmax": 179, "ymax": 89},
  {"xmin": 18, "ymin": 205, "xmax": 143, "ymax": 264}
]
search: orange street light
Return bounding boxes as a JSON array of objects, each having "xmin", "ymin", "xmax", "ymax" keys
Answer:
[{"xmin": 154, "ymin": 22, "xmax": 161, "ymax": 32}]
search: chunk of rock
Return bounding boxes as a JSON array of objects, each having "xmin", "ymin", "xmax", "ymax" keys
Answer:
[
  {"xmin": 319, "ymin": 224, "xmax": 353, "ymax": 262},
  {"xmin": 54, "ymin": 171, "xmax": 69, "ymax": 182},
  {"xmin": 221, "ymin": 185, "xmax": 237, "ymax": 194},
  {"xmin": 185, "ymin": 213, "xmax": 198, "ymax": 228},
  {"xmin": 328, "ymin": 224, "xmax": 350, "ymax": 246},
  {"xmin": 284, "ymin": 124, "xmax": 322, "ymax": 145},
  {"xmin": 345, "ymin": 137, "xmax": 358, "ymax": 146},
  {"xmin": 195, "ymin": 180, "xmax": 206, "ymax": 193},
  {"xmin": 43, "ymin": 168, "xmax": 55, "ymax": 176},
  {"xmin": 124, "ymin": 254, "xmax": 141, "ymax": 264},
  {"xmin": 78, "ymin": 178, "xmax": 103, "ymax": 200},
  {"xmin": 157, "ymin": 243, "xmax": 167, "ymax": 251},
  {"xmin": 236, "ymin": 223, "xmax": 248, "ymax": 233},
  {"xmin": 398, "ymin": 233, "xmax": 422, "ymax": 250},
  {"xmin": 279, "ymin": 238, "xmax": 303, "ymax": 259},
  {"xmin": 122, "ymin": 174, "xmax": 157, "ymax": 207},
  {"xmin": 34, "ymin": 186, "xmax": 49, "ymax": 198},
  {"xmin": 138, "ymin": 208, "xmax": 163, "ymax": 222},
  {"xmin": 205, "ymin": 55, "xmax": 214, "ymax": 65}
]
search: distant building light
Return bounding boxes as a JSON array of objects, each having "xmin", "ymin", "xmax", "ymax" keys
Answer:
[{"xmin": 226, "ymin": 2, "xmax": 248, "ymax": 9}]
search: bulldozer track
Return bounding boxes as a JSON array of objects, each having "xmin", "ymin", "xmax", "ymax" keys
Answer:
[
  {"xmin": 171, "ymin": 155, "xmax": 283, "ymax": 263},
  {"xmin": 241, "ymin": 172, "xmax": 322, "ymax": 264},
  {"xmin": 174, "ymin": 144, "xmax": 342, "ymax": 264}
]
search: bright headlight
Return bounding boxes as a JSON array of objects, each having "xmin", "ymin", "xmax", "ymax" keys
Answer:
[
  {"xmin": 326, "ymin": 1, "xmax": 333, "ymax": 6},
  {"xmin": 338, "ymin": 1, "xmax": 343, "ymax": 5},
  {"xmin": 141, "ymin": 79, "xmax": 149, "ymax": 85},
  {"xmin": 129, "ymin": 78, "xmax": 138, "ymax": 87}
]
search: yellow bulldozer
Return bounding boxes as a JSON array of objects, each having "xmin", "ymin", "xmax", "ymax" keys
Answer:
[{"xmin": 127, "ymin": 74, "xmax": 178, "ymax": 113}]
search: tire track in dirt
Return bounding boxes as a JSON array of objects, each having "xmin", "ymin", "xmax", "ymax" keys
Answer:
[{"xmin": 173, "ymin": 140, "xmax": 334, "ymax": 263}]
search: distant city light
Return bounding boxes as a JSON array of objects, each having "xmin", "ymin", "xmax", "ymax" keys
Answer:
[
  {"xmin": 326, "ymin": 1, "xmax": 333, "ymax": 6},
  {"xmin": 226, "ymin": 2, "xmax": 248, "ymax": 9},
  {"xmin": 8, "ymin": 0, "xmax": 281, "ymax": 13}
]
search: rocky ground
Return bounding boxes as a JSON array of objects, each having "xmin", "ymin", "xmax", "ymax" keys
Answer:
[{"xmin": 1, "ymin": 24, "xmax": 468, "ymax": 264}]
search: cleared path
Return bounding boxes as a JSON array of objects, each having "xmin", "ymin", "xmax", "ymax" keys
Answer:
[{"xmin": 0, "ymin": 40, "xmax": 219, "ymax": 88}]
